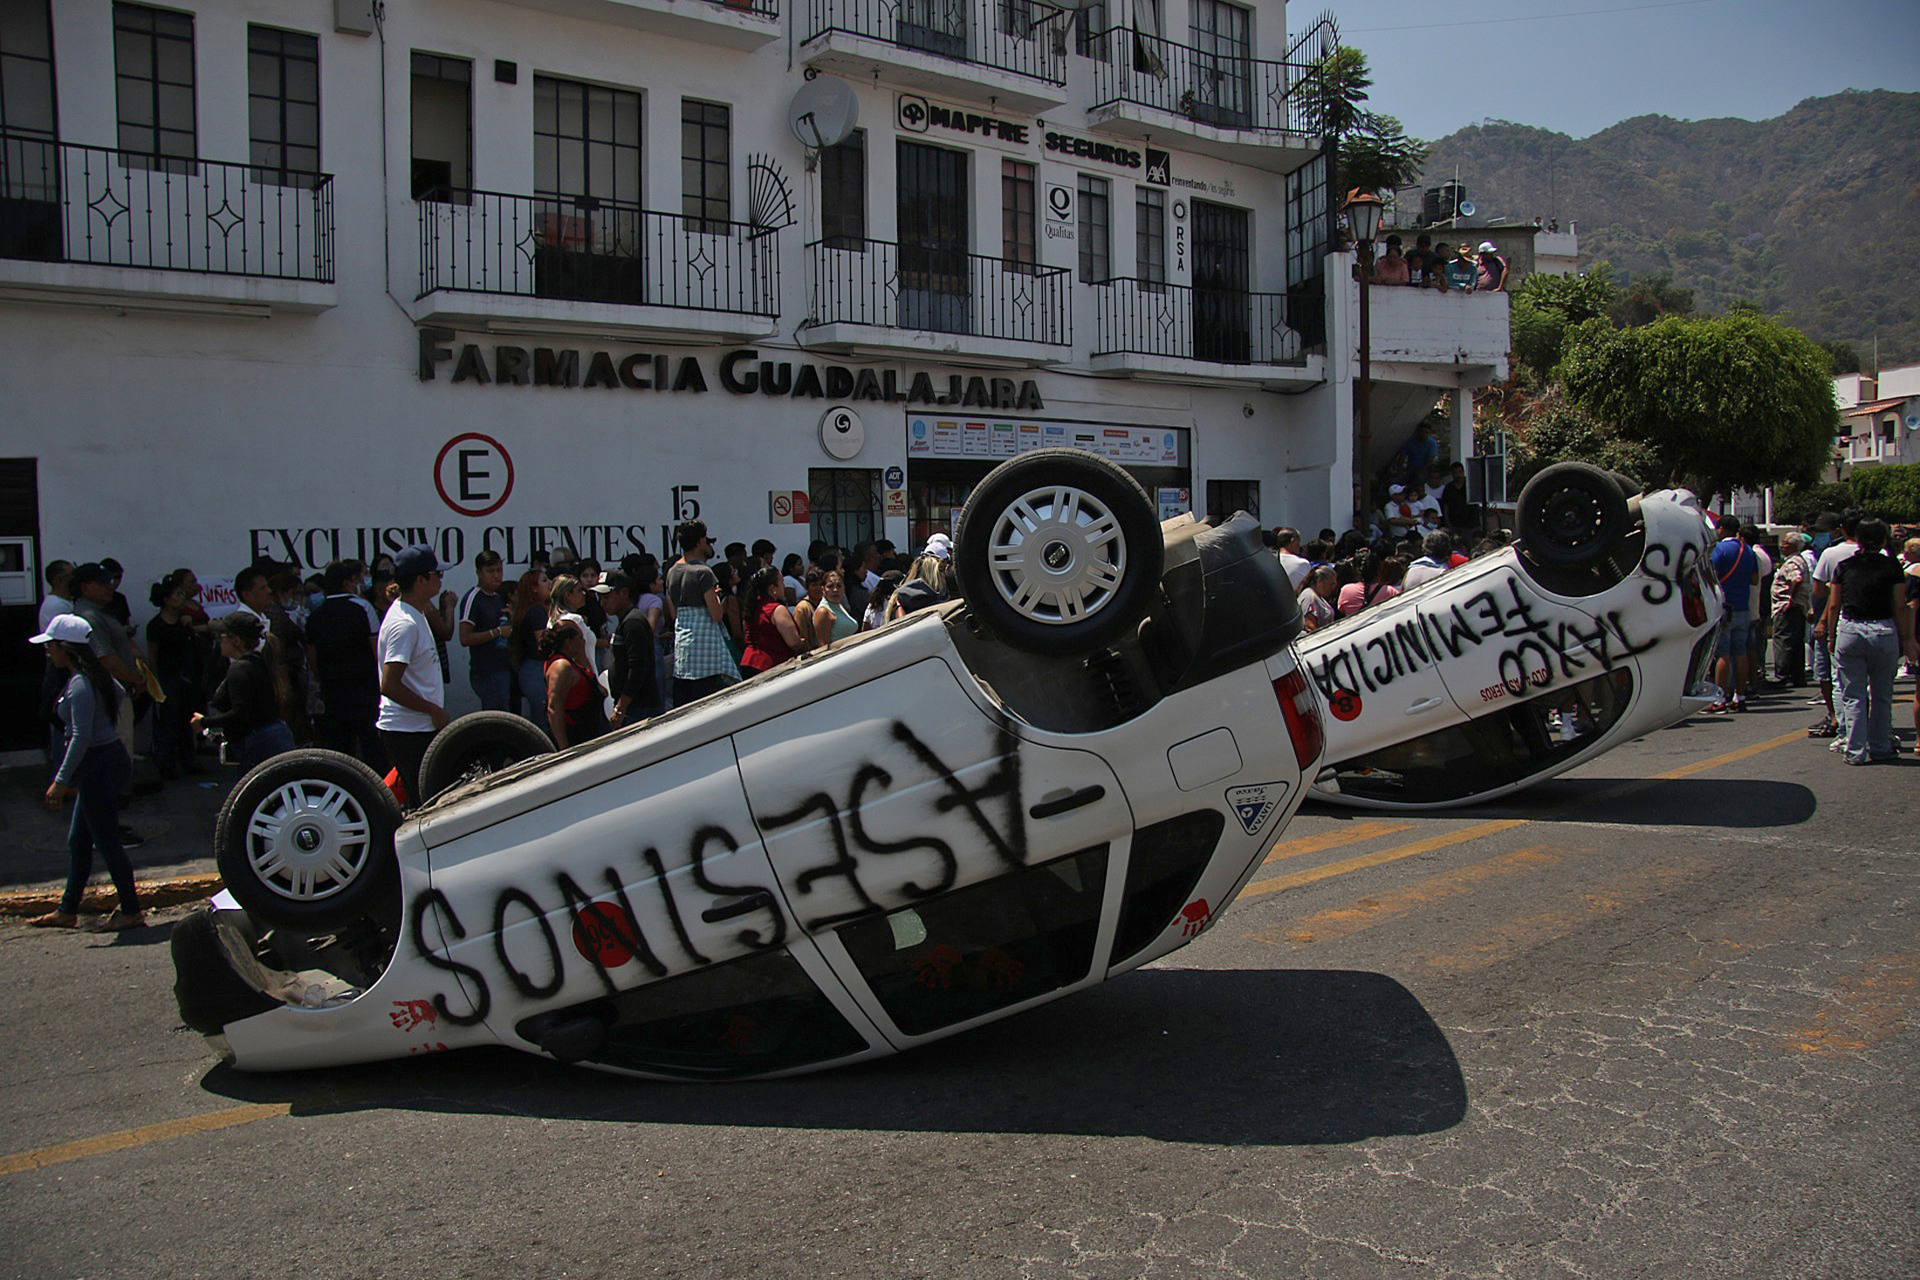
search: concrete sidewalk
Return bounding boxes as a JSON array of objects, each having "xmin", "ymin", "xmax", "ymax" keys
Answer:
[{"xmin": 0, "ymin": 756, "xmax": 234, "ymax": 914}]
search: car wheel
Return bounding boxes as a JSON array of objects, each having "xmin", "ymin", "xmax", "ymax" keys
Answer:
[
  {"xmin": 213, "ymin": 750, "xmax": 401, "ymax": 932},
  {"xmin": 955, "ymin": 448, "xmax": 1164, "ymax": 655},
  {"xmin": 1517, "ymin": 461, "xmax": 1630, "ymax": 567},
  {"xmin": 417, "ymin": 711, "xmax": 554, "ymax": 804}
]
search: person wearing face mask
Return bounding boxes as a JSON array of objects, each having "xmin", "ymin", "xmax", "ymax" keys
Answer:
[{"xmin": 145, "ymin": 570, "xmax": 206, "ymax": 780}]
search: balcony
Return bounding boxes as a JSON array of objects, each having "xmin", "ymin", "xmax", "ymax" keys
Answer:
[
  {"xmin": 486, "ymin": 0, "xmax": 780, "ymax": 51},
  {"xmin": 801, "ymin": 0, "xmax": 1068, "ymax": 114},
  {"xmin": 1089, "ymin": 277, "xmax": 1319, "ymax": 386},
  {"xmin": 0, "ymin": 133, "xmax": 334, "ymax": 316},
  {"xmin": 804, "ymin": 238, "xmax": 1070, "ymax": 365},
  {"xmin": 1349, "ymin": 275, "xmax": 1511, "ymax": 387},
  {"xmin": 414, "ymin": 190, "xmax": 780, "ymax": 343},
  {"xmin": 1083, "ymin": 28, "xmax": 1323, "ymax": 172}
]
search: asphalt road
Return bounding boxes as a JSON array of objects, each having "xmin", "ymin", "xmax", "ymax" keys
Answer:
[{"xmin": 2, "ymin": 687, "xmax": 1914, "ymax": 1280}]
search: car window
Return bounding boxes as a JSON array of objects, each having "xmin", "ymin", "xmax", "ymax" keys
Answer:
[
  {"xmin": 1324, "ymin": 669, "xmax": 1634, "ymax": 804},
  {"xmin": 574, "ymin": 948, "xmax": 871, "ymax": 1078},
  {"xmin": 1108, "ymin": 811, "xmax": 1225, "ymax": 968},
  {"xmin": 836, "ymin": 846, "xmax": 1108, "ymax": 1037}
]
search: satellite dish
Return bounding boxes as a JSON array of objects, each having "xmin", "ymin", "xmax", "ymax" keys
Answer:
[
  {"xmin": 1457, "ymin": 200, "xmax": 1477, "ymax": 218},
  {"xmin": 789, "ymin": 78, "xmax": 859, "ymax": 151}
]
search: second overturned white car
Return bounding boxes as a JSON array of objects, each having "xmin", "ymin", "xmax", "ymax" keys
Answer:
[{"xmin": 1301, "ymin": 462, "xmax": 1725, "ymax": 809}]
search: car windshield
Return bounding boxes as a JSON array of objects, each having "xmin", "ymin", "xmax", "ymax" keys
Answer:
[{"xmin": 1324, "ymin": 668, "xmax": 1635, "ymax": 804}]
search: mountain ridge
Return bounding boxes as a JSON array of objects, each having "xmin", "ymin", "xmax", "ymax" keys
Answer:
[{"xmin": 1413, "ymin": 90, "xmax": 1920, "ymax": 363}]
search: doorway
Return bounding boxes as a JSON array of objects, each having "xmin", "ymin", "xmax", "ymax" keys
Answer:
[
  {"xmin": 897, "ymin": 141, "xmax": 970, "ymax": 334},
  {"xmin": 1191, "ymin": 199, "xmax": 1249, "ymax": 363}
]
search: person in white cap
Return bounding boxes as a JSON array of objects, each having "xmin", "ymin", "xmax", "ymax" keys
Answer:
[
  {"xmin": 29, "ymin": 614, "xmax": 144, "ymax": 931},
  {"xmin": 1475, "ymin": 241, "xmax": 1509, "ymax": 291},
  {"xmin": 378, "ymin": 544, "xmax": 451, "ymax": 807}
]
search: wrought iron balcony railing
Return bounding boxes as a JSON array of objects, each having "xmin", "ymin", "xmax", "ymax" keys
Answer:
[
  {"xmin": 808, "ymin": 238, "xmax": 1070, "ymax": 346},
  {"xmin": 805, "ymin": 0, "xmax": 1066, "ymax": 86},
  {"xmin": 417, "ymin": 190, "xmax": 779, "ymax": 317},
  {"xmin": 1092, "ymin": 277, "xmax": 1312, "ymax": 366},
  {"xmin": 1085, "ymin": 27, "xmax": 1330, "ymax": 136},
  {"xmin": 0, "ymin": 132, "xmax": 333, "ymax": 282}
]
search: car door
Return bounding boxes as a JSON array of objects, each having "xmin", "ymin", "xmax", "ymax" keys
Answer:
[
  {"xmin": 1297, "ymin": 586, "xmax": 1469, "ymax": 805},
  {"xmin": 419, "ymin": 738, "xmax": 892, "ymax": 1078},
  {"xmin": 733, "ymin": 656, "xmax": 1132, "ymax": 1047}
]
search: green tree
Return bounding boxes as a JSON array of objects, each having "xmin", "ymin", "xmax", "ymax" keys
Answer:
[
  {"xmin": 1508, "ymin": 264, "xmax": 1618, "ymax": 381},
  {"xmin": 1339, "ymin": 114, "xmax": 1428, "ymax": 195},
  {"xmin": 1608, "ymin": 272, "xmax": 1694, "ymax": 327},
  {"xmin": 1557, "ymin": 312, "xmax": 1839, "ymax": 506},
  {"xmin": 1822, "ymin": 340, "xmax": 1862, "ymax": 374},
  {"xmin": 1504, "ymin": 386, "xmax": 1659, "ymax": 491},
  {"xmin": 1849, "ymin": 462, "xmax": 1920, "ymax": 521}
]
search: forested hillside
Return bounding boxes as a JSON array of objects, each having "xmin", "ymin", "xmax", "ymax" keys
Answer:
[{"xmin": 1415, "ymin": 90, "xmax": 1920, "ymax": 363}]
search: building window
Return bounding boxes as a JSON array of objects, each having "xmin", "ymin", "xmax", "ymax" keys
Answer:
[
  {"xmin": 998, "ymin": 0, "xmax": 1035, "ymax": 39},
  {"xmin": 809, "ymin": 468, "xmax": 880, "ymax": 553},
  {"xmin": 1137, "ymin": 0, "xmax": 1162, "ymax": 36},
  {"xmin": 534, "ymin": 76, "xmax": 642, "ymax": 208},
  {"xmin": 0, "ymin": 0, "xmax": 57, "ymax": 142},
  {"xmin": 1189, "ymin": 0, "xmax": 1252, "ymax": 126},
  {"xmin": 1074, "ymin": 2, "xmax": 1108, "ymax": 58},
  {"xmin": 1136, "ymin": 186, "xmax": 1165, "ymax": 288},
  {"xmin": 114, "ymin": 3, "xmax": 196, "ymax": 173},
  {"xmin": 248, "ymin": 26, "xmax": 319, "ymax": 185},
  {"xmin": 820, "ymin": 129, "xmax": 865, "ymax": 249},
  {"xmin": 682, "ymin": 99, "xmax": 731, "ymax": 232},
  {"xmin": 1002, "ymin": 158, "xmax": 1035, "ymax": 269},
  {"xmin": 410, "ymin": 53, "xmax": 471, "ymax": 201},
  {"xmin": 1077, "ymin": 174, "xmax": 1110, "ymax": 282},
  {"xmin": 1206, "ymin": 479, "xmax": 1258, "ymax": 523}
]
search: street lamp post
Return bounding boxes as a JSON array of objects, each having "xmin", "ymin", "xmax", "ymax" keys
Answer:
[{"xmin": 1344, "ymin": 188, "xmax": 1384, "ymax": 528}]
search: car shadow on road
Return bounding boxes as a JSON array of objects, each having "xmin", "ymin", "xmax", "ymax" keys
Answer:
[
  {"xmin": 1462, "ymin": 776, "xmax": 1819, "ymax": 829},
  {"xmin": 197, "ymin": 968, "xmax": 1466, "ymax": 1146}
]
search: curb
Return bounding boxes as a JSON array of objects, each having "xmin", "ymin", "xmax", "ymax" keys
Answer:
[{"xmin": 0, "ymin": 874, "xmax": 223, "ymax": 918}]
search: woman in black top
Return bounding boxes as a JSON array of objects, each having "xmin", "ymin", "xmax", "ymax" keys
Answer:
[
  {"xmin": 145, "ymin": 570, "xmax": 205, "ymax": 779},
  {"xmin": 1817, "ymin": 519, "xmax": 1919, "ymax": 764},
  {"xmin": 192, "ymin": 612, "xmax": 295, "ymax": 772}
]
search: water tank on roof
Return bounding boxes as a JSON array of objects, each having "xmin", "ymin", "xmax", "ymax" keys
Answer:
[{"xmin": 1422, "ymin": 182, "xmax": 1469, "ymax": 224}]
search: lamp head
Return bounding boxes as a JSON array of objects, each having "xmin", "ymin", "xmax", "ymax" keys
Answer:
[{"xmin": 1343, "ymin": 188, "xmax": 1385, "ymax": 245}]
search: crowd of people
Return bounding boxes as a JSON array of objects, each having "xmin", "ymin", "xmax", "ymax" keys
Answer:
[
  {"xmin": 27, "ymin": 479, "xmax": 1918, "ymax": 929},
  {"xmin": 1365, "ymin": 235, "xmax": 1509, "ymax": 292},
  {"xmin": 24, "ymin": 524, "xmax": 967, "ymax": 927}
]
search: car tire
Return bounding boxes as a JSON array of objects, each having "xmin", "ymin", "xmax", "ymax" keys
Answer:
[
  {"xmin": 1517, "ymin": 461, "xmax": 1630, "ymax": 567},
  {"xmin": 213, "ymin": 749, "xmax": 402, "ymax": 932},
  {"xmin": 955, "ymin": 448, "xmax": 1164, "ymax": 655},
  {"xmin": 417, "ymin": 711, "xmax": 554, "ymax": 804}
]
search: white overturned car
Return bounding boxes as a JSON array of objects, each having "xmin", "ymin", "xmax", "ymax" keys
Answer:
[
  {"xmin": 173, "ymin": 450, "xmax": 1325, "ymax": 1080},
  {"xmin": 1302, "ymin": 462, "xmax": 1724, "ymax": 809}
]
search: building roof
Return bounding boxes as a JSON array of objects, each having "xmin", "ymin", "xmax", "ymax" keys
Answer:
[{"xmin": 1842, "ymin": 396, "xmax": 1912, "ymax": 418}]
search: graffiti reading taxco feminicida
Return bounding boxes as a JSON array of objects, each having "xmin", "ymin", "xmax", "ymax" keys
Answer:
[
  {"xmin": 1304, "ymin": 570, "xmax": 1662, "ymax": 705},
  {"xmin": 403, "ymin": 719, "xmax": 1029, "ymax": 1029}
]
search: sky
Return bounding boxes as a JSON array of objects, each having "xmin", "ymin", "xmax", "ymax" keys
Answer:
[{"xmin": 1327, "ymin": 0, "xmax": 1920, "ymax": 143}]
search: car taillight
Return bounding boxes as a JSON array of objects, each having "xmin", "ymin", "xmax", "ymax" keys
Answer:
[
  {"xmin": 1681, "ymin": 571, "xmax": 1707, "ymax": 627},
  {"xmin": 1273, "ymin": 669, "xmax": 1324, "ymax": 771}
]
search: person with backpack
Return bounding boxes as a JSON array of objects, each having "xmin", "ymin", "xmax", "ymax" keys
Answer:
[{"xmin": 1704, "ymin": 515, "xmax": 1759, "ymax": 713}]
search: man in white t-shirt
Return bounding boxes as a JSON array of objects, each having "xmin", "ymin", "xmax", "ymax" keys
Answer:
[
  {"xmin": 1272, "ymin": 527, "xmax": 1311, "ymax": 592},
  {"xmin": 1808, "ymin": 512, "xmax": 1860, "ymax": 735},
  {"xmin": 377, "ymin": 544, "xmax": 450, "ymax": 807}
]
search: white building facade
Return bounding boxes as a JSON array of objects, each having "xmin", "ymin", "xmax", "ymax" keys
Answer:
[{"xmin": 0, "ymin": 0, "xmax": 1507, "ymax": 737}]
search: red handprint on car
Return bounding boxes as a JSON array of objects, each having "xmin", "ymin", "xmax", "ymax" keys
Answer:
[
  {"xmin": 1177, "ymin": 899, "xmax": 1212, "ymax": 937},
  {"xmin": 914, "ymin": 944, "xmax": 965, "ymax": 989}
]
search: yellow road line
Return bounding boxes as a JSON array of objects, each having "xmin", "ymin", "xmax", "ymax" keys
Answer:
[
  {"xmin": 1653, "ymin": 729, "xmax": 1806, "ymax": 780},
  {"xmin": 1239, "ymin": 819, "xmax": 1531, "ymax": 899},
  {"xmin": 1280, "ymin": 844, "xmax": 1567, "ymax": 947},
  {"xmin": 1242, "ymin": 726, "xmax": 1808, "ymax": 906},
  {"xmin": 0, "ymin": 1103, "xmax": 290, "ymax": 1178},
  {"xmin": 1260, "ymin": 819, "xmax": 1415, "ymax": 865}
]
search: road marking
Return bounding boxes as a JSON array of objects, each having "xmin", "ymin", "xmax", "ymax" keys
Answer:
[
  {"xmin": 1259, "ymin": 819, "xmax": 1414, "ymax": 865},
  {"xmin": 1241, "ymin": 728, "xmax": 1808, "ymax": 906},
  {"xmin": 1274, "ymin": 844, "xmax": 1568, "ymax": 947},
  {"xmin": 1422, "ymin": 858, "xmax": 1708, "ymax": 974},
  {"xmin": 0, "ymin": 1103, "xmax": 291, "ymax": 1178},
  {"xmin": 1773, "ymin": 951, "xmax": 1920, "ymax": 1058},
  {"xmin": 1238, "ymin": 819, "xmax": 1531, "ymax": 899},
  {"xmin": 1652, "ymin": 729, "xmax": 1806, "ymax": 780}
]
